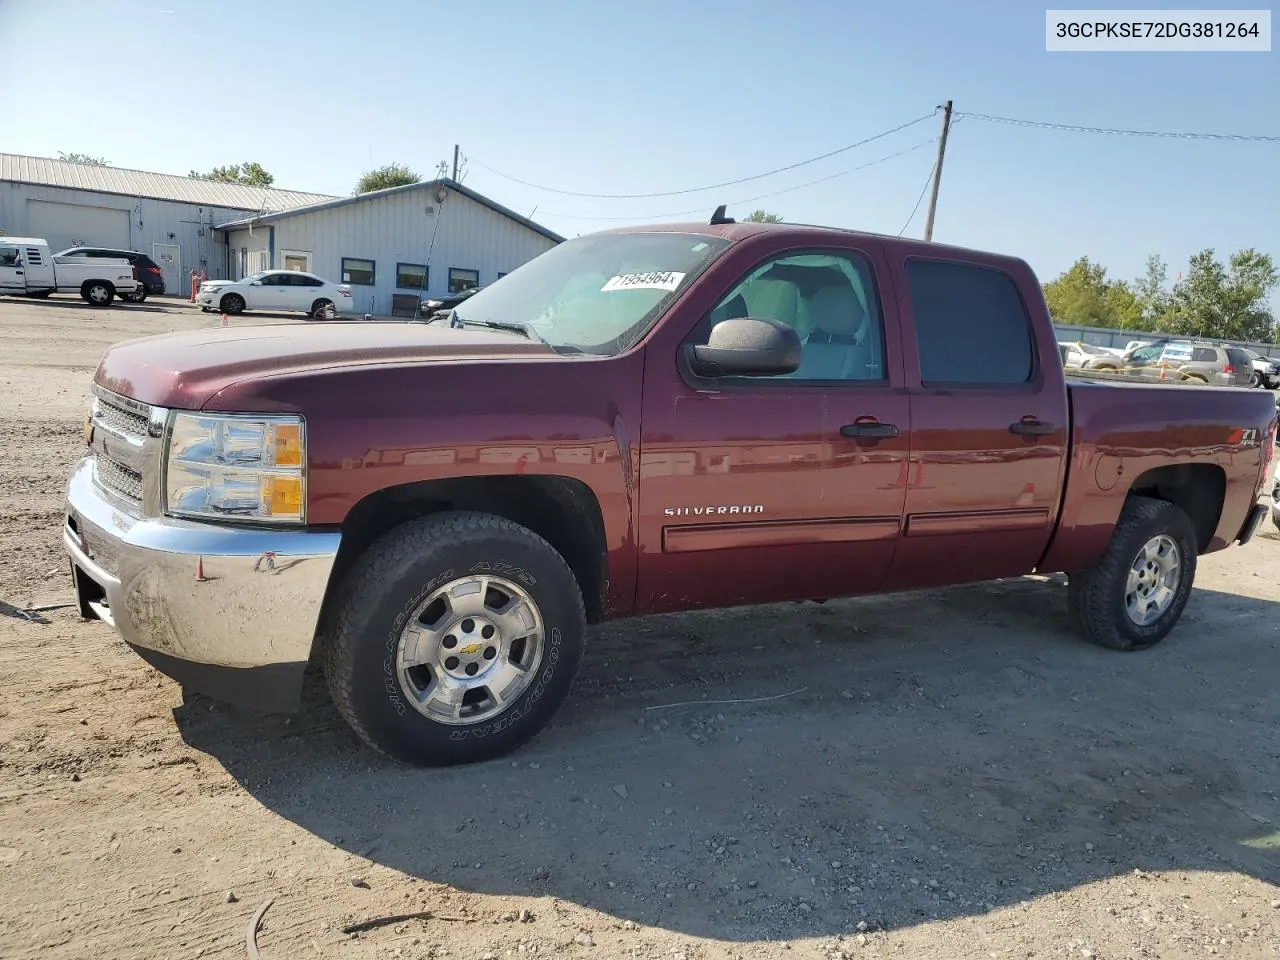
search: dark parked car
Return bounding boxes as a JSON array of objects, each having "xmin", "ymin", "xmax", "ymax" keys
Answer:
[
  {"xmin": 418, "ymin": 285, "xmax": 482, "ymax": 320},
  {"xmin": 54, "ymin": 247, "xmax": 165, "ymax": 302}
]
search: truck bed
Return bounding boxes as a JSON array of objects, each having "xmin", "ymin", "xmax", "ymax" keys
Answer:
[{"xmin": 1038, "ymin": 378, "xmax": 1275, "ymax": 573}]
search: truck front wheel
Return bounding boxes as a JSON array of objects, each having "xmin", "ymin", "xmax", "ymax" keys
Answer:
[
  {"xmin": 1067, "ymin": 495, "xmax": 1198, "ymax": 651},
  {"xmin": 320, "ymin": 511, "xmax": 587, "ymax": 766}
]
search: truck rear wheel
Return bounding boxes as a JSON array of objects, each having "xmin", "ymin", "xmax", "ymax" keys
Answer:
[
  {"xmin": 81, "ymin": 281, "xmax": 115, "ymax": 307},
  {"xmin": 320, "ymin": 511, "xmax": 587, "ymax": 766},
  {"xmin": 1067, "ymin": 495, "xmax": 1198, "ymax": 651}
]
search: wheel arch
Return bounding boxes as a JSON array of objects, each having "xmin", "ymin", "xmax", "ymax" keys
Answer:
[
  {"xmin": 1126, "ymin": 462, "xmax": 1226, "ymax": 554},
  {"xmin": 319, "ymin": 474, "xmax": 609, "ymax": 629}
]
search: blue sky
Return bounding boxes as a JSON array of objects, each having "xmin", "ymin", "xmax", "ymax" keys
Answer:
[{"xmin": 1, "ymin": 0, "xmax": 1276, "ymax": 294}]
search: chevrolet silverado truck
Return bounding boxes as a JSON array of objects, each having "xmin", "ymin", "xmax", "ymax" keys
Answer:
[
  {"xmin": 63, "ymin": 215, "xmax": 1277, "ymax": 766},
  {"xmin": 0, "ymin": 237, "xmax": 140, "ymax": 306}
]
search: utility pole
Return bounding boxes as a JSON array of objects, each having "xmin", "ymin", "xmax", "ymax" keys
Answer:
[
  {"xmin": 452, "ymin": 144, "xmax": 460, "ymax": 181},
  {"xmin": 922, "ymin": 100, "xmax": 953, "ymax": 242}
]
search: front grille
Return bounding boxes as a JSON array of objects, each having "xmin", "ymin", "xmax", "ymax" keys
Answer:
[
  {"xmin": 96, "ymin": 398, "xmax": 149, "ymax": 440},
  {"xmin": 91, "ymin": 389, "xmax": 154, "ymax": 505},
  {"xmin": 94, "ymin": 456, "xmax": 144, "ymax": 502}
]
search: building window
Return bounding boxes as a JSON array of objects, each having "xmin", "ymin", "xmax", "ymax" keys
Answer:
[
  {"xmin": 497, "ymin": 271, "xmax": 508, "ymax": 280},
  {"xmin": 448, "ymin": 268, "xmax": 479, "ymax": 293},
  {"xmin": 342, "ymin": 257, "xmax": 376, "ymax": 285},
  {"xmin": 397, "ymin": 262, "xmax": 428, "ymax": 290}
]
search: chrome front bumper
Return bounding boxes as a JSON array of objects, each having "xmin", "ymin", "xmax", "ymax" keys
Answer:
[{"xmin": 63, "ymin": 456, "xmax": 341, "ymax": 711}]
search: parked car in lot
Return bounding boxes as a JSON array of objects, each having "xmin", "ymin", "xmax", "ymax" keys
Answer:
[
  {"xmin": 55, "ymin": 246, "xmax": 166, "ymax": 302},
  {"xmin": 0, "ymin": 237, "xmax": 140, "ymax": 306},
  {"xmin": 1083, "ymin": 338, "xmax": 1253, "ymax": 387},
  {"xmin": 195, "ymin": 270, "xmax": 352, "ymax": 320},
  {"xmin": 63, "ymin": 216, "xmax": 1277, "ymax": 766},
  {"xmin": 418, "ymin": 285, "xmax": 484, "ymax": 320},
  {"xmin": 1243, "ymin": 348, "xmax": 1280, "ymax": 389},
  {"xmin": 1058, "ymin": 339, "xmax": 1120, "ymax": 368}
]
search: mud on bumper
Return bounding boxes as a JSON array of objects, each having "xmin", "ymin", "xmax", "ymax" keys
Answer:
[{"xmin": 63, "ymin": 456, "xmax": 341, "ymax": 712}]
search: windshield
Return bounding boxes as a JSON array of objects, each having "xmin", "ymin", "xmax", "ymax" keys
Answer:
[
  {"xmin": 244, "ymin": 271, "xmax": 267, "ymax": 283},
  {"xmin": 449, "ymin": 232, "xmax": 731, "ymax": 354},
  {"xmin": 1077, "ymin": 343, "xmax": 1107, "ymax": 355}
]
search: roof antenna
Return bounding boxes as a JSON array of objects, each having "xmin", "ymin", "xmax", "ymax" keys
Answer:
[{"xmin": 710, "ymin": 204, "xmax": 734, "ymax": 225}]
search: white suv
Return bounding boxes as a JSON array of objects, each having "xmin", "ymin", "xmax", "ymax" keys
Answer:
[{"xmin": 197, "ymin": 270, "xmax": 353, "ymax": 320}]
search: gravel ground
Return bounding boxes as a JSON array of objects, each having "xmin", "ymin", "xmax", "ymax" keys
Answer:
[{"xmin": 0, "ymin": 294, "xmax": 1278, "ymax": 960}]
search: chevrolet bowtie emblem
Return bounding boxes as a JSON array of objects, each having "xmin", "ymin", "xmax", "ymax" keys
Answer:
[{"xmin": 459, "ymin": 643, "xmax": 483, "ymax": 656}]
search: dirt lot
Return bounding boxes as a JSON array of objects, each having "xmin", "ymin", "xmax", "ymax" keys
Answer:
[{"xmin": 1, "ymin": 294, "xmax": 1278, "ymax": 960}]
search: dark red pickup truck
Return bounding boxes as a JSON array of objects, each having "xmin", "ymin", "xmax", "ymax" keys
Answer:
[{"xmin": 64, "ymin": 216, "xmax": 1277, "ymax": 766}]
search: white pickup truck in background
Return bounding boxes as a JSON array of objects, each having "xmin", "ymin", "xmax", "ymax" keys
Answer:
[{"xmin": 0, "ymin": 237, "xmax": 140, "ymax": 306}]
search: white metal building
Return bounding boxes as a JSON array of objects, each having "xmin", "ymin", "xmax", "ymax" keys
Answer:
[
  {"xmin": 215, "ymin": 180, "xmax": 564, "ymax": 317},
  {"xmin": 0, "ymin": 155, "xmax": 564, "ymax": 310},
  {"xmin": 0, "ymin": 153, "xmax": 333, "ymax": 293}
]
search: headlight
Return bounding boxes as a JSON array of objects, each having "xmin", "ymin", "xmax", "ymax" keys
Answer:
[{"xmin": 164, "ymin": 412, "xmax": 306, "ymax": 523}]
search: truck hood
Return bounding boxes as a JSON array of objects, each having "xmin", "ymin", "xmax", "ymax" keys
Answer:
[{"xmin": 93, "ymin": 321, "xmax": 558, "ymax": 409}]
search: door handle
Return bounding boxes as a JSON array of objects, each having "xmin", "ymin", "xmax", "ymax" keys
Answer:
[
  {"xmin": 840, "ymin": 420, "xmax": 899, "ymax": 439},
  {"xmin": 1009, "ymin": 419, "xmax": 1055, "ymax": 436}
]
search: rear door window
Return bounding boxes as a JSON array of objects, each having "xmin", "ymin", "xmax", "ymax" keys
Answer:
[
  {"xmin": 1190, "ymin": 347, "xmax": 1217, "ymax": 363},
  {"xmin": 905, "ymin": 259, "xmax": 1034, "ymax": 386}
]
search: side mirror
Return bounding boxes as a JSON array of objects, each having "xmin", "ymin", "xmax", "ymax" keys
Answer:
[
  {"xmin": 686, "ymin": 316, "xmax": 802, "ymax": 378},
  {"xmin": 250, "ymin": 280, "xmax": 263, "ymax": 286}
]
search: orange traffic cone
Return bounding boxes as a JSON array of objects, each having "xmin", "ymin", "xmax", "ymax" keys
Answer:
[
  {"xmin": 220, "ymin": 312, "xmax": 229, "ymax": 327},
  {"xmin": 195, "ymin": 556, "xmax": 209, "ymax": 581}
]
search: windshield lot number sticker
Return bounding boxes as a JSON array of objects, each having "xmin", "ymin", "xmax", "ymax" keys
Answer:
[{"xmin": 601, "ymin": 271, "xmax": 686, "ymax": 293}]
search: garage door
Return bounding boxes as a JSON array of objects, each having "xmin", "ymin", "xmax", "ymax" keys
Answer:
[{"xmin": 26, "ymin": 200, "xmax": 130, "ymax": 254}]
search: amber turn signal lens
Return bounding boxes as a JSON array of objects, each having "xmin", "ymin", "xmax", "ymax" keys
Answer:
[
  {"xmin": 273, "ymin": 423, "xmax": 302, "ymax": 467},
  {"xmin": 263, "ymin": 476, "xmax": 303, "ymax": 517}
]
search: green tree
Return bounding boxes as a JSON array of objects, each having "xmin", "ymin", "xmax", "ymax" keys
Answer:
[
  {"xmin": 744, "ymin": 209, "xmax": 783, "ymax": 223},
  {"xmin": 355, "ymin": 163, "xmax": 421, "ymax": 194},
  {"xmin": 1158, "ymin": 248, "xmax": 1278, "ymax": 342},
  {"xmin": 58, "ymin": 151, "xmax": 108, "ymax": 165},
  {"xmin": 1042, "ymin": 256, "xmax": 1142, "ymax": 329},
  {"xmin": 189, "ymin": 162, "xmax": 275, "ymax": 187},
  {"xmin": 1133, "ymin": 254, "xmax": 1172, "ymax": 327}
]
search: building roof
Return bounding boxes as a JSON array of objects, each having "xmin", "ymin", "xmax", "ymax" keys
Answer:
[
  {"xmin": 213, "ymin": 178, "xmax": 565, "ymax": 243},
  {"xmin": 0, "ymin": 153, "xmax": 336, "ymax": 212}
]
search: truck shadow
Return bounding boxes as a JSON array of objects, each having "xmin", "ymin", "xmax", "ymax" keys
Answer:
[
  {"xmin": 0, "ymin": 295, "xmax": 178, "ymax": 314},
  {"xmin": 174, "ymin": 575, "xmax": 1280, "ymax": 942}
]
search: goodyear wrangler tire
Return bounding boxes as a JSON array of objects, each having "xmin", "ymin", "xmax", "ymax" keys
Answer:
[
  {"xmin": 1067, "ymin": 495, "xmax": 1198, "ymax": 652},
  {"xmin": 321, "ymin": 511, "xmax": 587, "ymax": 766}
]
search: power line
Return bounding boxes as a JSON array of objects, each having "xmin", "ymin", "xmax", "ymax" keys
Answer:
[
  {"xmin": 956, "ymin": 111, "xmax": 1280, "ymax": 143},
  {"xmin": 898, "ymin": 158, "xmax": 938, "ymax": 237},
  {"xmin": 468, "ymin": 110, "xmax": 940, "ymax": 200},
  {"xmin": 535, "ymin": 138, "xmax": 939, "ymax": 222}
]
